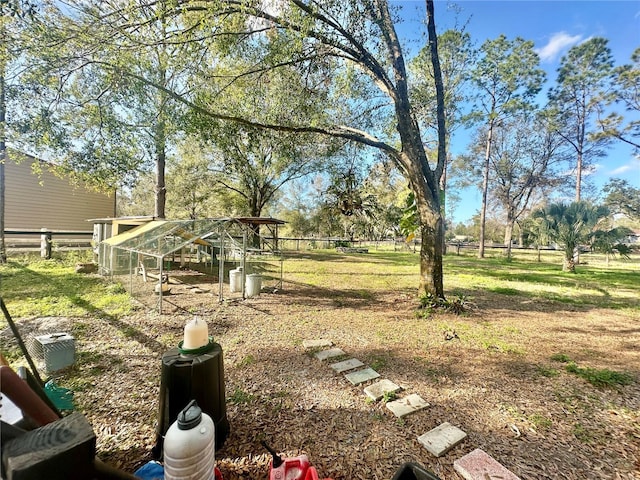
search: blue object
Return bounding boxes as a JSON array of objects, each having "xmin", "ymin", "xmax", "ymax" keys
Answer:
[
  {"xmin": 134, "ymin": 461, "xmax": 164, "ymax": 480},
  {"xmin": 44, "ymin": 379, "xmax": 75, "ymax": 411}
]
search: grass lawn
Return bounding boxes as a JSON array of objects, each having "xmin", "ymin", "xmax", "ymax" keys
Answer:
[{"xmin": 0, "ymin": 248, "xmax": 638, "ymax": 479}]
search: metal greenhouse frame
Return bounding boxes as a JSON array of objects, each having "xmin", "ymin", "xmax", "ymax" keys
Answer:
[{"xmin": 98, "ymin": 217, "xmax": 285, "ymax": 312}]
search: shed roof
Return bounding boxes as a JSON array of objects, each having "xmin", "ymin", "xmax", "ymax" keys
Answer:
[{"xmin": 103, "ymin": 220, "xmax": 166, "ymax": 246}]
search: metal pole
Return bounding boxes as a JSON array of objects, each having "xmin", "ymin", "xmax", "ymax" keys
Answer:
[
  {"xmin": 218, "ymin": 234, "xmax": 224, "ymax": 302},
  {"xmin": 241, "ymin": 229, "xmax": 247, "ymax": 299},
  {"xmin": 129, "ymin": 251, "xmax": 133, "ymax": 294},
  {"xmin": 158, "ymin": 259, "xmax": 163, "ymax": 314}
]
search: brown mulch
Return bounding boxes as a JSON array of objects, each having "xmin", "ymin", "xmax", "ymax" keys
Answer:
[{"xmin": 3, "ymin": 267, "xmax": 640, "ymax": 480}]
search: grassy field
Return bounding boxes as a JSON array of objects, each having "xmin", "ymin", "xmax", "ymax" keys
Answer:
[
  {"xmin": 284, "ymin": 247, "xmax": 639, "ymax": 310},
  {"xmin": 2, "ymin": 247, "xmax": 637, "ymax": 315},
  {"xmin": 0, "ymin": 248, "xmax": 638, "ymax": 479},
  {"xmin": 2, "ymin": 248, "xmax": 638, "ymax": 379}
]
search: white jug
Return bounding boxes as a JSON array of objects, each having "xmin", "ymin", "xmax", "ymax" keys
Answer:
[{"xmin": 164, "ymin": 400, "xmax": 215, "ymax": 480}]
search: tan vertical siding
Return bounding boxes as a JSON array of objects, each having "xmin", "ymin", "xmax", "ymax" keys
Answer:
[{"xmin": 4, "ymin": 154, "xmax": 115, "ymax": 231}]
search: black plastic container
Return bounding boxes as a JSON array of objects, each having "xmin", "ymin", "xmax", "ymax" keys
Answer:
[
  {"xmin": 153, "ymin": 342, "xmax": 230, "ymax": 458},
  {"xmin": 391, "ymin": 462, "xmax": 442, "ymax": 480}
]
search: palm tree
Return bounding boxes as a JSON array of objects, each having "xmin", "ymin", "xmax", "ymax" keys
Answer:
[
  {"xmin": 524, "ymin": 216, "xmax": 552, "ymax": 262},
  {"xmin": 532, "ymin": 202, "xmax": 609, "ymax": 272},
  {"xmin": 591, "ymin": 227, "xmax": 633, "ymax": 266}
]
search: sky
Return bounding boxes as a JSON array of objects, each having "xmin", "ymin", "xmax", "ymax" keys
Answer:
[{"xmin": 393, "ymin": 0, "xmax": 640, "ymax": 224}]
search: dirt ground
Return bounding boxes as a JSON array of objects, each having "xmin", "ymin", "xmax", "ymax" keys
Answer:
[{"xmin": 4, "ymin": 263, "xmax": 640, "ymax": 480}]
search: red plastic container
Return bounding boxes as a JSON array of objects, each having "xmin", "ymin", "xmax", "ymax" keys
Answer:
[
  {"xmin": 263, "ymin": 442, "xmax": 333, "ymax": 480},
  {"xmin": 268, "ymin": 454, "xmax": 311, "ymax": 480},
  {"xmin": 304, "ymin": 466, "xmax": 320, "ymax": 480}
]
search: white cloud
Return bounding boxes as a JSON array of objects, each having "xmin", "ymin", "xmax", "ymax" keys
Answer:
[
  {"xmin": 610, "ymin": 165, "xmax": 632, "ymax": 175},
  {"xmin": 610, "ymin": 157, "xmax": 640, "ymax": 176},
  {"xmin": 536, "ymin": 32, "xmax": 583, "ymax": 62}
]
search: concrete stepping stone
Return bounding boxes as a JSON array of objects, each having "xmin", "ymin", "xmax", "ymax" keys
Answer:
[
  {"xmin": 386, "ymin": 393, "xmax": 429, "ymax": 418},
  {"xmin": 417, "ymin": 422, "xmax": 467, "ymax": 457},
  {"xmin": 303, "ymin": 339, "xmax": 333, "ymax": 349},
  {"xmin": 344, "ymin": 368, "xmax": 380, "ymax": 385},
  {"xmin": 453, "ymin": 448, "xmax": 521, "ymax": 480},
  {"xmin": 314, "ymin": 348, "xmax": 345, "ymax": 361},
  {"xmin": 330, "ymin": 358, "xmax": 364, "ymax": 373},
  {"xmin": 363, "ymin": 379, "xmax": 402, "ymax": 401}
]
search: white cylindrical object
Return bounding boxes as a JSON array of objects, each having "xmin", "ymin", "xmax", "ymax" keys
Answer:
[
  {"xmin": 245, "ymin": 274, "xmax": 262, "ymax": 298},
  {"xmin": 183, "ymin": 317, "xmax": 209, "ymax": 350},
  {"xmin": 229, "ymin": 269, "xmax": 242, "ymax": 293},
  {"xmin": 164, "ymin": 400, "xmax": 215, "ymax": 480}
]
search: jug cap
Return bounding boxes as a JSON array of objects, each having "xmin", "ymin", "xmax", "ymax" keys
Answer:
[{"xmin": 178, "ymin": 399, "xmax": 202, "ymax": 430}]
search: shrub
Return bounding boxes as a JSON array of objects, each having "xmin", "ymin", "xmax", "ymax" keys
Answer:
[{"xmin": 417, "ymin": 292, "xmax": 468, "ymax": 316}]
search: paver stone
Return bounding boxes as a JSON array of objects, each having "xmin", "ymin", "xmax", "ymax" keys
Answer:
[
  {"xmin": 453, "ymin": 448, "xmax": 521, "ymax": 480},
  {"xmin": 314, "ymin": 348, "xmax": 345, "ymax": 361},
  {"xmin": 364, "ymin": 379, "xmax": 402, "ymax": 401},
  {"xmin": 417, "ymin": 422, "xmax": 467, "ymax": 457},
  {"xmin": 386, "ymin": 393, "xmax": 429, "ymax": 418},
  {"xmin": 303, "ymin": 339, "xmax": 333, "ymax": 349},
  {"xmin": 344, "ymin": 368, "xmax": 380, "ymax": 385},
  {"xmin": 330, "ymin": 358, "xmax": 364, "ymax": 373}
]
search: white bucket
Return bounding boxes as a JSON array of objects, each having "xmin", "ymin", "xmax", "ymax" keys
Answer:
[
  {"xmin": 245, "ymin": 274, "xmax": 262, "ymax": 298},
  {"xmin": 164, "ymin": 400, "xmax": 215, "ymax": 480},
  {"xmin": 229, "ymin": 268, "xmax": 242, "ymax": 293}
]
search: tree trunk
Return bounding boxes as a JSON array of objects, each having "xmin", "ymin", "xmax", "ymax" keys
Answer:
[
  {"xmin": 155, "ymin": 142, "xmax": 166, "ymax": 218},
  {"xmin": 440, "ymin": 159, "xmax": 447, "ymax": 256},
  {"xmin": 478, "ymin": 120, "xmax": 494, "ymax": 259},
  {"xmin": 154, "ymin": 28, "xmax": 168, "ymax": 220},
  {"xmin": 575, "ymin": 150, "xmax": 582, "ymax": 202},
  {"xmin": 0, "ymin": 59, "xmax": 7, "ymax": 264},
  {"xmin": 518, "ymin": 224, "xmax": 524, "ymax": 246},
  {"xmin": 154, "ymin": 74, "xmax": 167, "ymax": 219},
  {"xmin": 573, "ymin": 150, "xmax": 583, "ymax": 265},
  {"xmin": 426, "ymin": 0, "xmax": 448, "ymax": 259},
  {"xmin": 419, "ymin": 209, "xmax": 444, "ymax": 297},
  {"xmin": 249, "ymin": 201, "xmax": 262, "ymax": 249},
  {"xmin": 504, "ymin": 219, "xmax": 514, "ymax": 260},
  {"xmin": 563, "ymin": 255, "xmax": 576, "ymax": 273}
]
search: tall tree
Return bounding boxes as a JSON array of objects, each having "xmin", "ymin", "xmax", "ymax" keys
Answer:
[
  {"xmin": 197, "ymin": 0, "xmax": 450, "ymax": 296},
  {"xmin": 597, "ymin": 47, "xmax": 640, "ymax": 150},
  {"xmin": 410, "ymin": 29, "xmax": 475, "ymax": 239},
  {"xmin": 191, "ymin": 59, "xmax": 337, "ymax": 237},
  {"xmin": 0, "ymin": 10, "xmax": 7, "ymax": 263},
  {"xmin": 165, "ymin": 141, "xmax": 220, "ymax": 220},
  {"xmin": 602, "ymin": 179, "xmax": 640, "ymax": 221},
  {"xmin": 0, "ymin": 0, "xmax": 36, "ymax": 263},
  {"xmin": 469, "ymin": 35, "xmax": 545, "ymax": 258},
  {"xmin": 17, "ymin": 0, "xmax": 194, "ymax": 217},
  {"xmin": 485, "ymin": 111, "xmax": 566, "ymax": 258},
  {"xmin": 25, "ymin": 0, "xmax": 450, "ymax": 297},
  {"xmin": 549, "ymin": 37, "xmax": 614, "ymax": 202}
]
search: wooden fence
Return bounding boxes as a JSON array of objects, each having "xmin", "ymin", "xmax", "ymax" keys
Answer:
[
  {"xmin": 4, "ymin": 229, "xmax": 94, "ymax": 258},
  {"xmin": 3, "ymin": 230, "xmax": 550, "ymax": 259}
]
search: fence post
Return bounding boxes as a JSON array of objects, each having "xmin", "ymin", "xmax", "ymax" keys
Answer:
[{"xmin": 40, "ymin": 228, "xmax": 52, "ymax": 259}]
